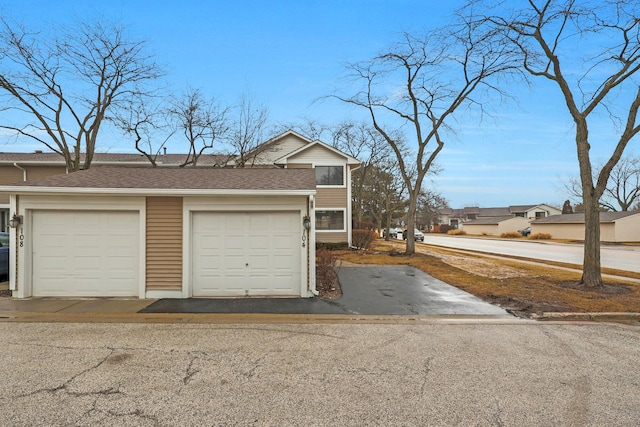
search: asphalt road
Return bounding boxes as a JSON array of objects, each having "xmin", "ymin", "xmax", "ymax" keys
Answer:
[
  {"xmin": 422, "ymin": 235, "xmax": 640, "ymax": 273},
  {"xmin": 1, "ymin": 321, "xmax": 639, "ymax": 426}
]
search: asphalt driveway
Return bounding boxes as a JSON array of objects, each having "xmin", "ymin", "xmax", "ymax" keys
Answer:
[{"xmin": 140, "ymin": 265, "xmax": 507, "ymax": 316}]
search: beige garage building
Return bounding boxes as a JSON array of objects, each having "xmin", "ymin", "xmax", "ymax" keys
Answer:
[
  {"xmin": 1, "ymin": 167, "xmax": 318, "ymax": 299},
  {"xmin": 461, "ymin": 216, "xmax": 530, "ymax": 236},
  {"xmin": 531, "ymin": 212, "xmax": 640, "ymax": 242}
]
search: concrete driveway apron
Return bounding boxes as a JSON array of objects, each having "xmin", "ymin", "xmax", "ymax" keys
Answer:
[
  {"xmin": 139, "ymin": 265, "xmax": 508, "ymax": 316},
  {"xmin": 334, "ymin": 265, "xmax": 507, "ymax": 315}
]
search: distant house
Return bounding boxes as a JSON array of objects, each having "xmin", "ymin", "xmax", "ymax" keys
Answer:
[
  {"xmin": 531, "ymin": 211, "xmax": 640, "ymax": 242},
  {"xmin": 438, "ymin": 204, "xmax": 561, "ymax": 229}
]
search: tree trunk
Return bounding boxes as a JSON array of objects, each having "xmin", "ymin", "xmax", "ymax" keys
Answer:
[
  {"xmin": 384, "ymin": 198, "xmax": 392, "ymax": 242},
  {"xmin": 405, "ymin": 195, "xmax": 417, "ymax": 255},
  {"xmin": 581, "ymin": 191, "xmax": 604, "ymax": 287},
  {"xmin": 576, "ymin": 119, "xmax": 604, "ymax": 288}
]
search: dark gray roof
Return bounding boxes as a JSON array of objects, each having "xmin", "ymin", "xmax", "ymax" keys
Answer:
[
  {"xmin": 479, "ymin": 207, "xmax": 511, "ymax": 217},
  {"xmin": 509, "ymin": 205, "xmax": 536, "ymax": 213},
  {"xmin": 0, "ymin": 166, "xmax": 317, "ymax": 192},
  {"xmin": 532, "ymin": 211, "xmax": 640, "ymax": 224},
  {"xmin": 0, "ymin": 152, "xmax": 231, "ymax": 166},
  {"xmin": 464, "ymin": 216, "xmax": 517, "ymax": 225}
]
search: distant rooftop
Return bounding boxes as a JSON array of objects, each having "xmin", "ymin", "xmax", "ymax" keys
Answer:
[{"xmin": 0, "ymin": 151, "xmax": 232, "ymax": 166}]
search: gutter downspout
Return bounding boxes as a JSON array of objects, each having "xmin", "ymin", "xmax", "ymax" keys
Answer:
[
  {"xmin": 13, "ymin": 163, "xmax": 27, "ymax": 181},
  {"xmin": 309, "ymin": 195, "xmax": 318, "ymax": 296},
  {"xmin": 8, "ymin": 194, "xmax": 17, "ymax": 292}
]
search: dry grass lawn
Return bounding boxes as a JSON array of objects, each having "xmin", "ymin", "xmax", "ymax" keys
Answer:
[{"xmin": 332, "ymin": 239, "xmax": 640, "ymax": 317}]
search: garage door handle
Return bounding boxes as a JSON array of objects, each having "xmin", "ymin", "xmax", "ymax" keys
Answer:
[{"xmin": 246, "ymin": 263, "xmax": 249, "ymax": 267}]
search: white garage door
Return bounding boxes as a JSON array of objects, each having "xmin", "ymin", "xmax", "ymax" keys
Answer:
[
  {"xmin": 32, "ymin": 211, "xmax": 140, "ymax": 297},
  {"xmin": 192, "ymin": 211, "xmax": 301, "ymax": 297}
]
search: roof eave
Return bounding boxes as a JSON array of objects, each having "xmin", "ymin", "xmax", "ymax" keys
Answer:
[{"xmin": 0, "ymin": 187, "xmax": 317, "ymax": 197}]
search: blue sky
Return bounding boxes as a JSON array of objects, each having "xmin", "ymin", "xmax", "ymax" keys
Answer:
[{"xmin": 1, "ymin": 0, "xmax": 636, "ymax": 209}]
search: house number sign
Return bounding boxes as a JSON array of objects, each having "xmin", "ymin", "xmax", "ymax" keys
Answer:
[{"xmin": 19, "ymin": 229, "xmax": 24, "ymax": 247}]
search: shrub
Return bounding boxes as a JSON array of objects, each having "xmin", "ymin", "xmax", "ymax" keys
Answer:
[
  {"xmin": 529, "ymin": 232, "xmax": 552, "ymax": 240},
  {"xmin": 447, "ymin": 229, "xmax": 466, "ymax": 235},
  {"xmin": 439, "ymin": 224, "xmax": 454, "ymax": 234},
  {"xmin": 352, "ymin": 229, "xmax": 376, "ymax": 250},
  {"xmin": 501, "ymin": 231, "xmax": 522, "ymax": 238},
  {"xmin": 316, "ymin": 242, "xmax": 348, "ymax": 250},
  {"xmin": 354, "ymin": 221, "xmax": 376, "ymax": 231},
  {"xmin": 316, "ymin": 249, "xmax": 338, "ymax": 291}
]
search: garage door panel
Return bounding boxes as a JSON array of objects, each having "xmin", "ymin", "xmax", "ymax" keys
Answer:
[
  {"xmin": 32, "ymin": 211, "xmax": 139, "ymax": 297},
  {"xmin": 192, "ymin": 211, "xmax": 301, "ymax": 297}
]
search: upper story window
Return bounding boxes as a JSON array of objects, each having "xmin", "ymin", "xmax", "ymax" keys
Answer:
[{"xmin": 315, "ymin": 166, "xmax": 344, "ymax": 186}]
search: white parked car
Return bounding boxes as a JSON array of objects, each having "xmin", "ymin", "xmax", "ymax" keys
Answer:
[{"xmin": 402, "ymin": 228, "xmax": 425, "ymax": 242}]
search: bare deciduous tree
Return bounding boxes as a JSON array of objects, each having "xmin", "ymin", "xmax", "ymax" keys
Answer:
[
  {"xmin": 337, "ymin": 25, "xmax": 518, "ymax": 254},
  {"xmin": 0, "ymin": 18, "xmax": 162, "ymax": 171},
  {"xmin": 477, "ymin": 0, "xmax": 640, "ymax": 286},
  {"xmin": 331, "ymin": 121, "xmax": 389, "ymax": 224},
  {"xmin": 168, "ymin": 88, "xmax": 229, "ymax": 167},
  {"xmin": 601, "ymin": 157, "xmax": 640, "ymax": 212},
  {"xmin": 227, "ymin": 95, "xmax": 270, "ymax": 167},
  {"xmin": 416, "ymin": 190, "xmax": 448, "ymax": 231},
  {"xmin": 112, "ymin": 96, "xmax": 170, "ymax": 167},
  {"xmin": 565, "ymin": 156, "xmax": 640, "ymax": 212}
]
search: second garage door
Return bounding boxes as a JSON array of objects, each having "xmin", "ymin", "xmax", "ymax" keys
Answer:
[
  {"xmin": 32, "ymin": 210, "xmax": 140, "ymax": 297},
  {"xmin": 192, "ymin": 211, "xmax": 302, "ymax": 297}
]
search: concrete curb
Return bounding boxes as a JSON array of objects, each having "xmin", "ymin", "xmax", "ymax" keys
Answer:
[
  {"xmin": 0, "ymin": 311, "xmax": 527, "ymax": 325},
  {"xmin": 532, "ymin": 312, "xmax": 640, "ymax": 323}
]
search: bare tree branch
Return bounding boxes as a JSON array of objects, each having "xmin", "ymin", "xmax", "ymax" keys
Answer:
[
  {"xmin": 0, "ymin": 18, "xmax": 162, "ymax": 171},
  {"xmin": 335, "ymin": 22, "xmax": 520, "ymax": 254},
  {"xmin": 473, "ymin": 0, "xmax": 640, "ymax": 287}
]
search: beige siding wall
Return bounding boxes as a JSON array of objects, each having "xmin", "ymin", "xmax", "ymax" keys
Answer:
[
  {"xmin": 498, "ymin": 218, "xmax": 530, "ymax": 234},
  {"xmin": 317, "ymin": 231, "xmax": 348, "ymax": 244},
  {"xmin": 600, "ymin": 224, "xmax": 616, "ymax": 242},
  {"xmin": 146, "ymin": 197, "xmax": 183, "ymax": 291},
  {"xmin": 615, "ymin": 215, "xmax": 640, "ymax": 242},
  {"xmin": 531, "ymin": 222, "xmax": 634, "ymax": 242},
  {"xmin": 462, "ymin": 224, "xmax": 499, "ymax": 236},
  {"xmin": 526, "ymin": 206, "xmax": 562, "ymax": 219},
  {"xmin": 531, "ymin": 223, "xmax": 584, "ymax": 240},
  {"xmin": 315, "ymin": 188, "xmax": 348, "ymax": 243},
  {"xmin": 0, "ymin": 166, "xmax": 25, "ymax": 185},
  {"xmin": 25, "ymin": 166, "xmax": 66, "ymax": 180},
  {"xmin": 315, "ymin": 188, "xmax": 347, "ymax": 208},
  {"xmin": 253, "ymin": 134, "xmax": 307, "ymax": 164},
  {"xmin": 0, "ymin": 165, "xmax": 66, "ymax": 204},
  {"xmin": 462, "ymin": 218, "xmax": 529, "ymax": 236},
  {"xmin": 288, "ymin": 144, "xmax": 345, "ymax": 164},
  {"xmin": 0, "ymin": 167, "xmax": 25, "ymax": 204}
]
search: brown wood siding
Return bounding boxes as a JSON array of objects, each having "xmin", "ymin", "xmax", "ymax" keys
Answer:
[
  {"xmin": 287, "ymin": 163, "xmax": 312, "ymax": 168},
  {"xmin": 0, "ymin": 166, "xmax": 24, "ymax": 185},
  {"xmin": 146, "ymin": 197, "xmax": 183, "ymax": 290},
  {"xmin": 315, "ymin": 188, "xmax": 348, "ymax": 208},
  {"xmin": 316, "ymin": 231, "xmax": 348, "ymax": 244},
  {"xmin": 25, "ymin": 166, "xmax": 66, "ymax": 180},
  {"xmin": 0, "ymin": 165, "xmax": 66, "ymax": 203},
  {"xmin": 0, "ymin": 167, "xmax": 24, "ymax": 203}
]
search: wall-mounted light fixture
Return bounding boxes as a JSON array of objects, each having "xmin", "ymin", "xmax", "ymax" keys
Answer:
[
  {"xmin": 303, "ymin": 215, "xmax": 311, "ymax": 231},
  {"xmin": 9, "ymin": 213, "xmax": 22, "ymax": 228}
]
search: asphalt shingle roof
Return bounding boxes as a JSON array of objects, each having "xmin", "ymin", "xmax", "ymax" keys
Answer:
[
  {"xmin": 464, "ymin": 216, "xmax": 515, "ymax": 225},
  {"xmin": 1, "ymin": 167, "xmax": 317, "ymax": 192},
  {"xmin": 532, "ymin": 211, "xmax": 640, "ymax": 224},
  {"xmin": 0, "ymin": 152, "xmax": 231, "ymax": 166}
]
